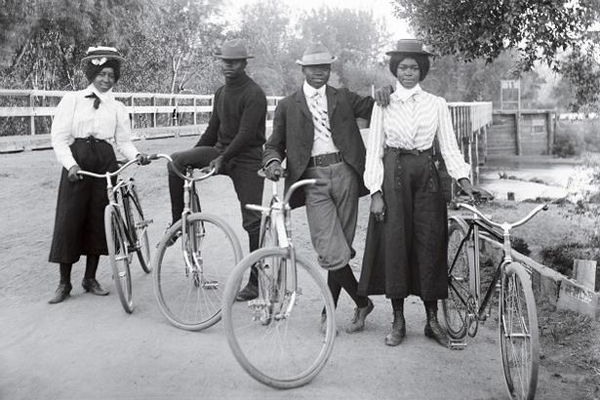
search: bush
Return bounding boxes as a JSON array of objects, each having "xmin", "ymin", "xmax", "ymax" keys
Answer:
[
  {"xmin": 552, "ymin": 133, "xmax": 580, "ymax": 157},
  {"xmin": 540, "ymin": 240, "xmax": 600, "ymax": 291}
]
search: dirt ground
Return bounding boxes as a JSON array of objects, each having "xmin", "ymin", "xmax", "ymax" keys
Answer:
[{"xmin": 1, "ymin": 136, "xmax": 598, "ymax": 400}]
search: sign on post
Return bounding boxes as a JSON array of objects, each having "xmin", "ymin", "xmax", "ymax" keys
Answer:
[{"xmin": 500, "ymin": 79, "xmax": 520, "ymax": 111}]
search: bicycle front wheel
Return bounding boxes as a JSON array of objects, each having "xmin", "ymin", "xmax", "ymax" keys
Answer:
[
  {"xmin": 105, "ymin": 205, "xmax": 134, "ymax": 313},
  {"xmin": 154, "ymin": 213, "xmax": 243, "ymax": 331},
  {"xmin": 442, "ymin": 217, "xmax": 472, "ymax": 339},
  {"xmin": 499, "ymin": 262, "xmax": 539, "ymax": 400},
  {"xmin": 222, "ymin": 248, "xmax": 336, "ymax": 389},
  {"xmin": 127, "ymin": 183, "xmax": 151, "ymax": 273}
]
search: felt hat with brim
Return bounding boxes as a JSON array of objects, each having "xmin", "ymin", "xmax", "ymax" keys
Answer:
[
  {"xmin": 296, "ymin": 43, "xmax": 337, "ymax": 66},
  {"xmin": 385, "ymin": 39, "xmax": 435, "ymax": 56},
  {"xmin": 215, "ymin": 39, "xmax": 253, "ymax": 59},
  {"xmin": 81, "ymin": 46, "xmax": 125, "ymax": 65}
]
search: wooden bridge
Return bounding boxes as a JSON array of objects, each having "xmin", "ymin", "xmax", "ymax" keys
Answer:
[{"xmin": 0, "ymin": 89, "xmax": 493, "ymax": 183}]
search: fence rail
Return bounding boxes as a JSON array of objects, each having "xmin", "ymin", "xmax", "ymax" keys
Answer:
[{"xmin": 0, "ymin": 90, "xmax": 493, "ymax": 181}]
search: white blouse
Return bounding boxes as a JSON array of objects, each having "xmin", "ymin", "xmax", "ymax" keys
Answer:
[
  {"xmin": 364, "ymin": 83, "xmax": 471, "ymax": 194},
  {"xmin": 50, "ymin": 84, "xmax": 139, "ymax": 170}
]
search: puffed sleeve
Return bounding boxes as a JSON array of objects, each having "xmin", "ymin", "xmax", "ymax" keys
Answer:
[
  {"xmin": 113, "ymin": 101, "xmax": 140, "ymax": 160},
  {"xmin": 436, "ymin": 98, "xmax": 471, "ymax": 181},
  {"xmin": 363, "ymin": 104, "xmax": 385, "ymax": 194},
  {"xmin": 50, "ymin": 92, "xmax": 78, "ymax": 170}
]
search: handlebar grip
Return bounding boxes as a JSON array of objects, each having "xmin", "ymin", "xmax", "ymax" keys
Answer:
[
  {"xmin": 313, "ymin": 179, "xmax": 327, "ymax": 187},
  {"xmin": 148, "ymin": 153, "xmax": 159, "ymax": 161}
]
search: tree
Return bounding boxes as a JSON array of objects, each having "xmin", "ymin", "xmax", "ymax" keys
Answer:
[{"xmin": 391, "ymin": 0, "xmax": 600, "ymax": 110}]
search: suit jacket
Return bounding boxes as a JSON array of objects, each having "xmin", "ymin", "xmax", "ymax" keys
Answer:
[{"xmin": 263, "ymin": 85, "xmax": 374, "ymax": 208}]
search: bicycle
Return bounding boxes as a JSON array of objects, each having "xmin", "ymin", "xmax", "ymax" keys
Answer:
[
  {"xmin": 222, "ymin": 173, "xmax": 336, "ymax": 389},
  {"xmin": 442, "ymin": 194, "xmax": 548, "ymax": 400},
  {"xmin": 77, "ymin": 157, "xmax": 153, "ymax": 314},
  {"xmin": 153, "ymin": 155, "xmax": 243, "ymax": 331}
]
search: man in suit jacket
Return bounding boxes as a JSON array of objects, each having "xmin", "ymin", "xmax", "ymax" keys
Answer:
[{"xmin": 263, "ymin": 43, "xmax": 377, "ymax": 334}]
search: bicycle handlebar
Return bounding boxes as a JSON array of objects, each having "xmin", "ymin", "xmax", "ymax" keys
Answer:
[
  {"xmin": 457, "ymin": 202, "xmax": 548, "ymax": 232},
  {"xmin": 165, "ymin": 158, "xmax": 216, "ymax": 182},
  {"xmin": 77, "ymin": 157, "xmax": 142, "ymax": 179}
]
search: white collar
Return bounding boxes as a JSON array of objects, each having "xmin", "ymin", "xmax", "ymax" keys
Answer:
[
  {"xmin": 86, "ymin": 83, "xmax": 114, "ymax": 103},
  {"xmin": 303, "ymin": 81, "xmax": 326, "ymax": 99},
  {"xmin": 392, "ymin": 82, "xmax": 422, "ymax": 103}
]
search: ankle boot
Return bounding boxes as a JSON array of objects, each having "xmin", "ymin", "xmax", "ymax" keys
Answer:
[
  {"xmin": 385, "ymin": 309, "xmax": 406, "ymax": 346},
  {"xmin": 346, "ymin": 299, "xmax": 374, "ymax": 333},
  {"xmin": 48, "ymin": 282, "xmax": 72, "ymax": 304},
  {"xmin": 424, "ymin": 304, "xmax": 449, "ymax": 348}
]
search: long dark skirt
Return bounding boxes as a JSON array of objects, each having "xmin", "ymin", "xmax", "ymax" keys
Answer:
[
  {"xmin": 48, "ymin": 138, "xmax": 118, "ymax": 264},
  {"xmin": 357, "ymin": 148, "xmax": 448, "ymax": 301}
]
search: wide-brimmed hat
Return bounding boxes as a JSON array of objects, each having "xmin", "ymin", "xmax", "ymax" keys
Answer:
[
  {"xmin": 81, "ymin": 46, "xmax": 125, "ymax": 65},
  {"xmin": 296, "ymin": 43, "xmax": 337, "ymax": 66},
  {"xmin": 215, "ymin": 39, "xmax": 253, "ymax": 59},
  {"xmin": 385, "ymin": 39, "xmax": 435, "ymax": 56}
]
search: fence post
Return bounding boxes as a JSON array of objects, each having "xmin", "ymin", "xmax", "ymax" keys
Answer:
[
  {"xmin": 152, "ymin": 96, "xmax": 157, "ymax": 128},
  {"xmin": 29, "ymin": 93, "xmax": 35, "ymax": 135},
  {"xmin": 515, "ymin": 110, "xmax": 522, "ymax": 155},
  {"xmin": 573, "ymin": 259, "xmax": 597, "ymax": 291}
]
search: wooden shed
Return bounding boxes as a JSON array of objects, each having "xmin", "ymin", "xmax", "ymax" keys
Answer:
[{"xmin": 487, "ymin": 110, "xmax": 556, "ymax": 156}]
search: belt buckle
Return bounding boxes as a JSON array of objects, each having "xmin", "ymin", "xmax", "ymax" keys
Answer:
[{"xmin": 315, "ymin": 154, "xmax": 327, "ymax": 167}]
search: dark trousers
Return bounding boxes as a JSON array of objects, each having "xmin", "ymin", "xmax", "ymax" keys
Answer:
[{"xmin": 167, "ymin": 145, "xmax": 264, "ymax": 242}]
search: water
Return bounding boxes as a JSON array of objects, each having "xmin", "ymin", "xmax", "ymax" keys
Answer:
[{"xmin": 478, "ymin": 156, "xmax": 593, "ymax": 201}]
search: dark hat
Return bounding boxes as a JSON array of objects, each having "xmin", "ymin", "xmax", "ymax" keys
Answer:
[
  {"xmin": 215, "ymin": 39, "xmax": 253, "ymax": 59},
  {"xmin": 81, "ymin": 46, "xmax": 125, "ymax": 65},
  {"xmin": 296, "ymin": 43, "xmax": 337, "ymax": 66},
  {"xmin": 385, "ymin": 39, "xmax": 435, "ymax": 56}
]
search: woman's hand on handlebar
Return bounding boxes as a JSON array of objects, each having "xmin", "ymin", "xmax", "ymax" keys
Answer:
[
  {"xmin": 137, "ymin": 153, "xmax": 151, "ymax": 165},
  {"xmin": 69, "ymin": 165, "xmax": 82, "ymax": 182}
]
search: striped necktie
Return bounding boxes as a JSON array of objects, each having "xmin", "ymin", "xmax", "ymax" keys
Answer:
[{"xmin": 308, "ymin": 91, "xmax": 331, "ymax": 141}]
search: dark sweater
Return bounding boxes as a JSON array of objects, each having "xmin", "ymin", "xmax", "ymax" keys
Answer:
[{"xmin": 196, "ymin": 73, "xmax": 267, "ymax": 161}]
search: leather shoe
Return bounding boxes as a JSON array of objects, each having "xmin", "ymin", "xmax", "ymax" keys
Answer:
[
  {"xmin": 385, "ymin": 310, "xmax": 406, "ymax": 346},
  {"xmin": 235, "ymin": 283, "xmax": 258, "ymax": 301},
  {"xmin": 320, "ymin": 313, "xmax": 339, "ymax": 336},
  {"xmin": 48, "ymin": 282, "xmax": 72, "ymax": 304},
  {"xmin": 424, "ymin": 307, "xmax": 449, "ymax": 348},
  {"xmin": 82, "ymin": 278, "xmax": 109, "ymax": 296},
  {"xmin": 346, "ymin": 299, "xmax": 374, "ymax": 333}
]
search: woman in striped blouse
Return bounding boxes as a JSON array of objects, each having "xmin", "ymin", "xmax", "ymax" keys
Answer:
[{"xmin": 357, "ymin": 39, "xmax": 482, "ymax": 347}]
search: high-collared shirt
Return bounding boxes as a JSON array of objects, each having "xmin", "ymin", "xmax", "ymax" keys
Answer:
[
  {"xmin": 51, "ymin": 84, "xmax": 139, "ymax": 170},
  {"xmin": 303, "ymin": 81, "xmax": 339, "ymax": 156},
  {"xmin": 364, "ymin": 83, "xmax": 471, "ymax": 194}
]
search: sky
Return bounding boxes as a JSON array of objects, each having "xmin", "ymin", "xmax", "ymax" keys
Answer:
[{"xmin": 223, "ymin": 0, "xmax": 412, "ymax": 40}]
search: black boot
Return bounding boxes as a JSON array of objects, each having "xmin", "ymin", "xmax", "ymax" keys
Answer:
[
  {"xmin": 236, "ymin": 265, "xmax": 258, "ymax": 301},
  {"xmin": 424, "ymin": 301, "xmax": 449, "ymax": 348},
  {"xmin": 48, "ymin": 282, "xmax": 72, "ymax": 304},
  {"xmin": 385, "ymin": 309, "xmax": 406, "ymax": 346},
  {"xmin": 82, "ymin": 278, "xmax": 109, "ymax": 296}
]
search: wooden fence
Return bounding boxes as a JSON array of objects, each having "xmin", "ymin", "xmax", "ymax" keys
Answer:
[{"xmin": 0, "ymin": 89, "xmax": 493, "ymax": 182}]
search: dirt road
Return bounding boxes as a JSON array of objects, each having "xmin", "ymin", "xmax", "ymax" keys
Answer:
[{"xmin": 0, "ymin": 137, "xmax": 583, "ymax": 399}]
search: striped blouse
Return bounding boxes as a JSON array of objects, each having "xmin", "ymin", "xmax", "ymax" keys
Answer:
[
  {"xmin": 51, "ymin": 84, "xmax": 139, "ymax": 170},
  {"xmin": 364, "ymin": 83, "xmax": 471, "ymax": 194}
]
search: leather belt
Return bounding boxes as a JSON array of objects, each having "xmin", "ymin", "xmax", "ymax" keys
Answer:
[
  {"xmin": 385, "ymin": 147, "xmax": 433, "ymax": 156},
  {"xmin": 307, "ymin": 152, "xmax": 344, "ymax": 168}
]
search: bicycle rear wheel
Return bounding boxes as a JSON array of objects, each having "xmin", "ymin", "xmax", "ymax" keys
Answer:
[
  {"xmin": 105, "ymin": 205, "xmax": 134, "ymax": 313},
  {"xmin": 499, "ymin": 262, "xmax": 539, "ymax": 400},
  {"xmin": 154, "ymin": 212, "xmax": 242, "ymax": 331},
  {"xmin": 442, "ymin": 217, "xmax": 472, "ymax": 339},
  {"xmin": 222, "ymin": 248, "xmax": 336, "ymax": 389},
  {"xmin": 126, "ymin": 182, "xmax": 151, "ymax": 273}
]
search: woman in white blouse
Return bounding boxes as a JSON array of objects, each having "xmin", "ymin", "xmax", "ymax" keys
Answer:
[
  {"xmin": 48, "ymin": 47, "xmax": 148, "ymax": 304},
  {"xmin": 357, "ymin": 39, "xmax": 482, "ymax": 347}
]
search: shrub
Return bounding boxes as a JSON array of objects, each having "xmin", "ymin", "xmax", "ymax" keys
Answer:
[{"xmin": 540, "ymin": 241, "xmax": 600, "ymax": 291}]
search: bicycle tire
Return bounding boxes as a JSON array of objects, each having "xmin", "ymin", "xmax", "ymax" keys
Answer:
[
  {"xmin": 127, "ymin": 183, "xmax": 151, "ymax": 273},
  {"xmin": 153, "ymin": 212, "xmax": 243, "ymax": 331},
  {"xmin": 442, "ymin": 217, "xmax": 472, "ymax": 339},
  {"xmin": 222, "ymin": 247, "xmax": 336, "ymax": 389},
  {"xmin": 104, "ymin": 204, "xmax": 134, "ymax": 313},
  {"xmin": 499, "ymin": 262, "xmax": 539, "ymax": 400}
]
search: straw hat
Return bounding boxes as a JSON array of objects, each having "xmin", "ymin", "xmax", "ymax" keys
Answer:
[
  {"xmin": 385, "ymin": 39, "xmax": 435, "ymax": 56},
  {"xmin": 81, "ymin": 46, "xmax": 125, "ymax": 65}
]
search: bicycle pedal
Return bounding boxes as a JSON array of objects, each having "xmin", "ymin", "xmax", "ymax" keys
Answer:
[
  {"xmin": 201, "ymin": 280, "xmax": 219, "ymax": 290},
  {"xmin": 449, "ymin": 340, "xmax": 467, "ymax": 350}
]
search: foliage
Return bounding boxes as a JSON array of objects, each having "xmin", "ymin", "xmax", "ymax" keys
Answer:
[
  {"xmin": 391, "ymin": 0, "xmax": 600, "ymax": 110},
  {"xmin": 540, "ymin": 240, "xmax": 600, "ymax": 291}
]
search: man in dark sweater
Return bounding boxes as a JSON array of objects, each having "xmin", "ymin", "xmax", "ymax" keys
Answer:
[{"xmin": 167, "ymin": 39, "xmax": 266, "ymax": 300}]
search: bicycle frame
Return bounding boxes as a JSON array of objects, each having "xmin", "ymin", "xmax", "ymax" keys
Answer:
[
  {"xmin": 448, "ymin": 203, "xmax": 548, "ymax": 330},
  {"xmin": 246, "ymin": 178, "xmax": 322, "ymax": 320}
]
